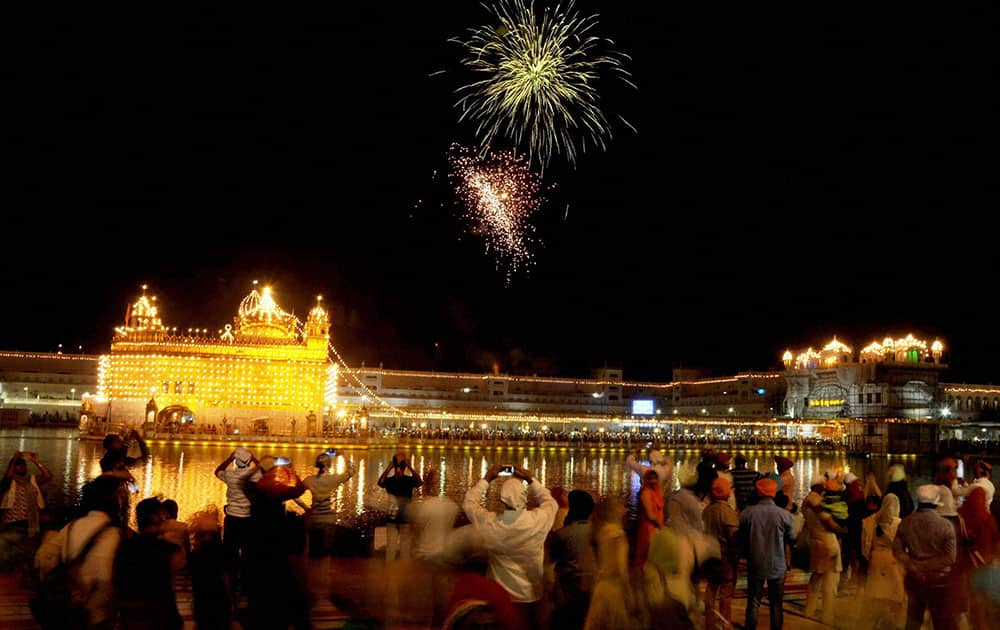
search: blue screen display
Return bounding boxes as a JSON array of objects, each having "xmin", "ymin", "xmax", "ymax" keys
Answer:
[{"xmin": 631, "ymin": 399, "xmax": 655, "ymax": 415}]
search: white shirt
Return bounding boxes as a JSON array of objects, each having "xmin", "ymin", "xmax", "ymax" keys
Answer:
[
  {"xmin": 410, "ymin": 495, "xmax": 459, "ymax": 560},
  {"xmin": 463, "ymin": 479, "xmax": 557, "ymax": 602},
  {"xmin": 216, "ymin": 465, "xmax": 262, "ymax": 517},
  {"xmin": 35, "ymin": 511, "xmax": 122, "ymax": 627}
]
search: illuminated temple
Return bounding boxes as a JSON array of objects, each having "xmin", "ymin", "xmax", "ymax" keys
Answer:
[
  {"xmin": 86, "ymin": 286, "xmax": 336, "ymax": 432},
  {"xmin": 781, "ymin": 334, "xmax": 945, "ymax": 421}
]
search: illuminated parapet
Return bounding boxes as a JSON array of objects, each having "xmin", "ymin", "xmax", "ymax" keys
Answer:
[{"xmin": 858, "ymin": 334, "xmax": 944, "ymax": 364}]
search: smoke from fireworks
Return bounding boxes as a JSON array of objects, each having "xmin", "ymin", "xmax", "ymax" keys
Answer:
[
  {"xmin": 449, "ymin": 144, "xmax": 543, "ymax": 280},
  {"xmin": 453, "ymin": 0, "xmax": 634, "ymax": 167}
]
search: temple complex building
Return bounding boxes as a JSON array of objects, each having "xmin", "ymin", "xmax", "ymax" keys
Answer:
[
  {"xmin": 82, "ymin": 285, "xmax": 335, "ymax": 433},
  {"xmin": 4, "ymin": 283, "xmax": 998, "ymax": 449}
]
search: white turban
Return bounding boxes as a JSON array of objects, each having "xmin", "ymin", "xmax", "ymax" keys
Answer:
[
  {"xmin": 500, "ymin": 478, "xmax": 527, "ymax": 511},
  {"xmin": 676, "ymin": 461, "xmax": 698, "ymax": 489},
  {"xmin": 916, "ymin": 484, "xmax": 942, "ymax": 506},
  {"xmin": 234, "ymin": 448, "xmax": 252, "ymax": 467}
]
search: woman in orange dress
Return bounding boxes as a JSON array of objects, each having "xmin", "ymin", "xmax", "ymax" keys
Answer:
[{"xmin": 634, "ymin": 469, "xmax": 665, "ymax": 567}]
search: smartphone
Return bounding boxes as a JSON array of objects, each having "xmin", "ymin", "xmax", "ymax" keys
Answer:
[
  {"xmin": 498, "ymin": 465, "xmax": 515, "ymax": 477},
  {"xmin": 274, "ymin": 456, "xmax": 291, "ymax": 466}
]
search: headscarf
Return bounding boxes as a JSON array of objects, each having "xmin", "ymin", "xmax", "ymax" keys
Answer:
[
  {"xmin": 499, "ymin": 478, "xmax": 526, "ymax": 511},
  {"xmin": 234, "ymin": 447, "xmax": 253, "ymax": 467},
  {"xmin": 3, "ymin": 458, "xmax": 43, "ymax": 535},
  {"xmin": 876, "ymin": 493, "xmax": 901, "ymax": 540},
  {"xmin": 676, "ymin": 461, "xmax": 698, "ymax": 489},
  {"xmin": 862, "ymin": 492, "xmax": 901, "ymax": 560},
  {"xmin": 888, "ymin": 464, "xmax": 906, "ymax": 483},
  {"xmin": 642, "ymin": 469, "xmax": 660, "ymax": 490}
]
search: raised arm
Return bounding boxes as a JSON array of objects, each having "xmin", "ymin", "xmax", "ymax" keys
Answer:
[
  {"xmin": 463, "ymin": 464, "xmax": 503, "ymax": 525},
  {"xmin": 517, "ymin": 467, "xmax": 558, "ymax": 531},
  {"xmin": 331, "ymin": 461, "xmax": 357, "ymax": 485},
  {"xmin": 214, "ymin": 452, "xmax": 236, "ymax": 478},
  {"xmin": 626, "ymin": 449, "xmax": 650, "ymax": 477},
  {"xmin": 28, "ymin": 453, "xmax": 52, "ymax": 485},
  {"xmin": 377, "ymin": 459, "xmax": 396, "ymax": 487},
  {"xmin": 407, "ymin": 460, "xmax": 423, "ymax": 488},
  {"xmin": 127, "ymin": 430, "xmax": 150, "ymax": 461}
]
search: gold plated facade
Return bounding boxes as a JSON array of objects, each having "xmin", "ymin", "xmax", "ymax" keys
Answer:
[{"xmin": 97, "ymin": 286, "xmax": 333, "ymax": 426}]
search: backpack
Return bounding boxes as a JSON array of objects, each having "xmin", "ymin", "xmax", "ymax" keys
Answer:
[{"xmin": 30, "ymin": 520, "xmax": 113, "ymax": 629}]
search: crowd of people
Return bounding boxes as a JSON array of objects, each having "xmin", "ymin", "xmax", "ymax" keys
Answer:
[{"xmin": 1, "ymin": 433, "xmax": 999, "ymax": 629}]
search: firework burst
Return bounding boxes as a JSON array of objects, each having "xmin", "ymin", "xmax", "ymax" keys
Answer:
[
  {"xmin": 453, "ymin": 0, "xmax": 634, "ymax": 167},
  {"xmin": 449, "ymin": 144, "xmax": 543, "ymax": 280}
]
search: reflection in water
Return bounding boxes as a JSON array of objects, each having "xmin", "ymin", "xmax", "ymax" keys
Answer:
[{"xmin": 0, "ymin": 429, "xmax": 934, "ymax": 525}]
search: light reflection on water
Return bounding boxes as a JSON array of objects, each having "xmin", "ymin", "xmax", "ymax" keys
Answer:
[{"xmin": 1, "ymin": 429, "xmax": 935, "ymax": 525}]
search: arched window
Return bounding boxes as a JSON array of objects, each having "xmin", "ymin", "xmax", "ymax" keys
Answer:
[{"xmin": 967, "ymin": 397, "xmax": 973, "ymax": 410}]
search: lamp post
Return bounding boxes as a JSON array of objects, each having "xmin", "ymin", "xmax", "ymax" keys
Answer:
[{"xmin": 71, "ymin": 388, "xmax": 76, "ymax": 400}]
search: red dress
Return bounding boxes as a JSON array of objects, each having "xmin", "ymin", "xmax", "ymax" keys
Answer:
[{"xmin": 635, "ymin": 486, "xmax": 665, "ymax": 566}]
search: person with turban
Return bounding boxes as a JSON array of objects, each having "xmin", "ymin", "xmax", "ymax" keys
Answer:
[
  {"xmin": 635, "ymin": 470, "xmax": 665, "ymax": 568},
  {"xmin": 702, "ymin": 477, "xmax": 739, "ymax": 628},
  {"xmin": 463, "ymin": 464, "xmax": 558, "ymax": 627},
  {"xmin": 955, "ymin": 459, "xmax": 995, "ymax": 512},
  {"xmin": 774, "ymin": 456, "xmax": 795, "ymax": 509},
  {"xmin": 886, "ymin": 464, "xmax": 915, "ymax": 517},
  {"xmin": 861, "ymin": 494, "xmax": 904, "ymax": 628},
  {"xmin": 803, "ymin": 480, "xmax": 849, "ymax": 625},
  {"xmin": 892, "ymin": 484, "xmax": 958, "ymax": 630},
  {"xmin": 626, "ymin": 445, "xmax": 674, "ymax": 497},
  {"xmin": 738, "ymin": 478, "xmax": 795, "ymax": 629}
]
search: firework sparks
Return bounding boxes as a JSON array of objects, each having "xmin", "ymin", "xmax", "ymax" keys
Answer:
[
  {"xmin": 453, "ymin": 0, "xmax": 634, "ymax": 167},
  {"xmin": 449, "ymin": 144, "xmax": 543, "ymax": 279}
]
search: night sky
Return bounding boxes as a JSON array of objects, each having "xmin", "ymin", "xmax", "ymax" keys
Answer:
[{"xmin": 3, "ymin": 5, "xmax": 996, "ymax": 382}]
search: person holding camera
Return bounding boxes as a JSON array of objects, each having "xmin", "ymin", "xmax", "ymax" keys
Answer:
[
  {"xmin": 2, "ymin": 451, "xmax": 51, "ymax": 537},
  {"xmin": 463, "ymin": 464, "xmax": 558, "ymax": 628},
  {"xmin": 378, "ymin": 452, "xmax": 422, "ymax": 561},
  {"xmin": 214, "ymin": 448, "xmax": 261, "ymax": 596}
]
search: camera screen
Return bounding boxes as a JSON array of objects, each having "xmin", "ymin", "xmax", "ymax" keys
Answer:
[{"xmin": 498, "ymin": 466, "xmax": 515, "ymax": 476}]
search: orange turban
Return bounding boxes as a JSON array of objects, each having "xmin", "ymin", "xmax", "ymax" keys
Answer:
[
  {"xmin": 711, "ymin": 477, "xmax": 732, "ymax": 500},
  {"xmin": 755, "ymin": 477, "xmax": 778, "ymax": 498}
]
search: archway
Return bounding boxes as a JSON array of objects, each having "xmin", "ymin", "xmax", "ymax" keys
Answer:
[{"xmin": 157, "ymin": 405, "xmax": 196, "ymax": 432}]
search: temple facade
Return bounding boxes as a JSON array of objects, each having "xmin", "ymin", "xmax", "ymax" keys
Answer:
[
  {"xmin": 84, "ymin": 285, "xmax": 335, "ymax": 432},
  {"xmin": 781, "ymin": 335, "xmax": 946, "ymax": 420}
]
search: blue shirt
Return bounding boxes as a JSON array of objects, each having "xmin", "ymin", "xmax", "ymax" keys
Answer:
[{"xmin": 738, "ymin": 498, "xmax": 795, "ymax": 579}]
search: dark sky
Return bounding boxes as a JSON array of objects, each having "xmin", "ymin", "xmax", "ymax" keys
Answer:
[{"xmin": 2, "ymin": 5, "xmax": 997, "ymax": 382}]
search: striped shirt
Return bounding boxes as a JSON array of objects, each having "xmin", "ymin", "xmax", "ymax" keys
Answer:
[{"xmin": 731, "ymin": 467, "xmax": 760, "ymax": 511}]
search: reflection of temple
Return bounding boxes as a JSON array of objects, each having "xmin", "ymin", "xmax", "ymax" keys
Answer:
[
  {"xmin": 85, "ymin": 285, "xmax": 336, "ymax": 430},
  {"xmin": 782, "ymin": 335, "xmax": 945, "ymax": 420}
]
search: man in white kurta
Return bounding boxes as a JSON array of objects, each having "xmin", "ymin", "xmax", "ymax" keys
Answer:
[{"xmin": 463, "ymin": 464, "xmax": 558, "ymax": 613}]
